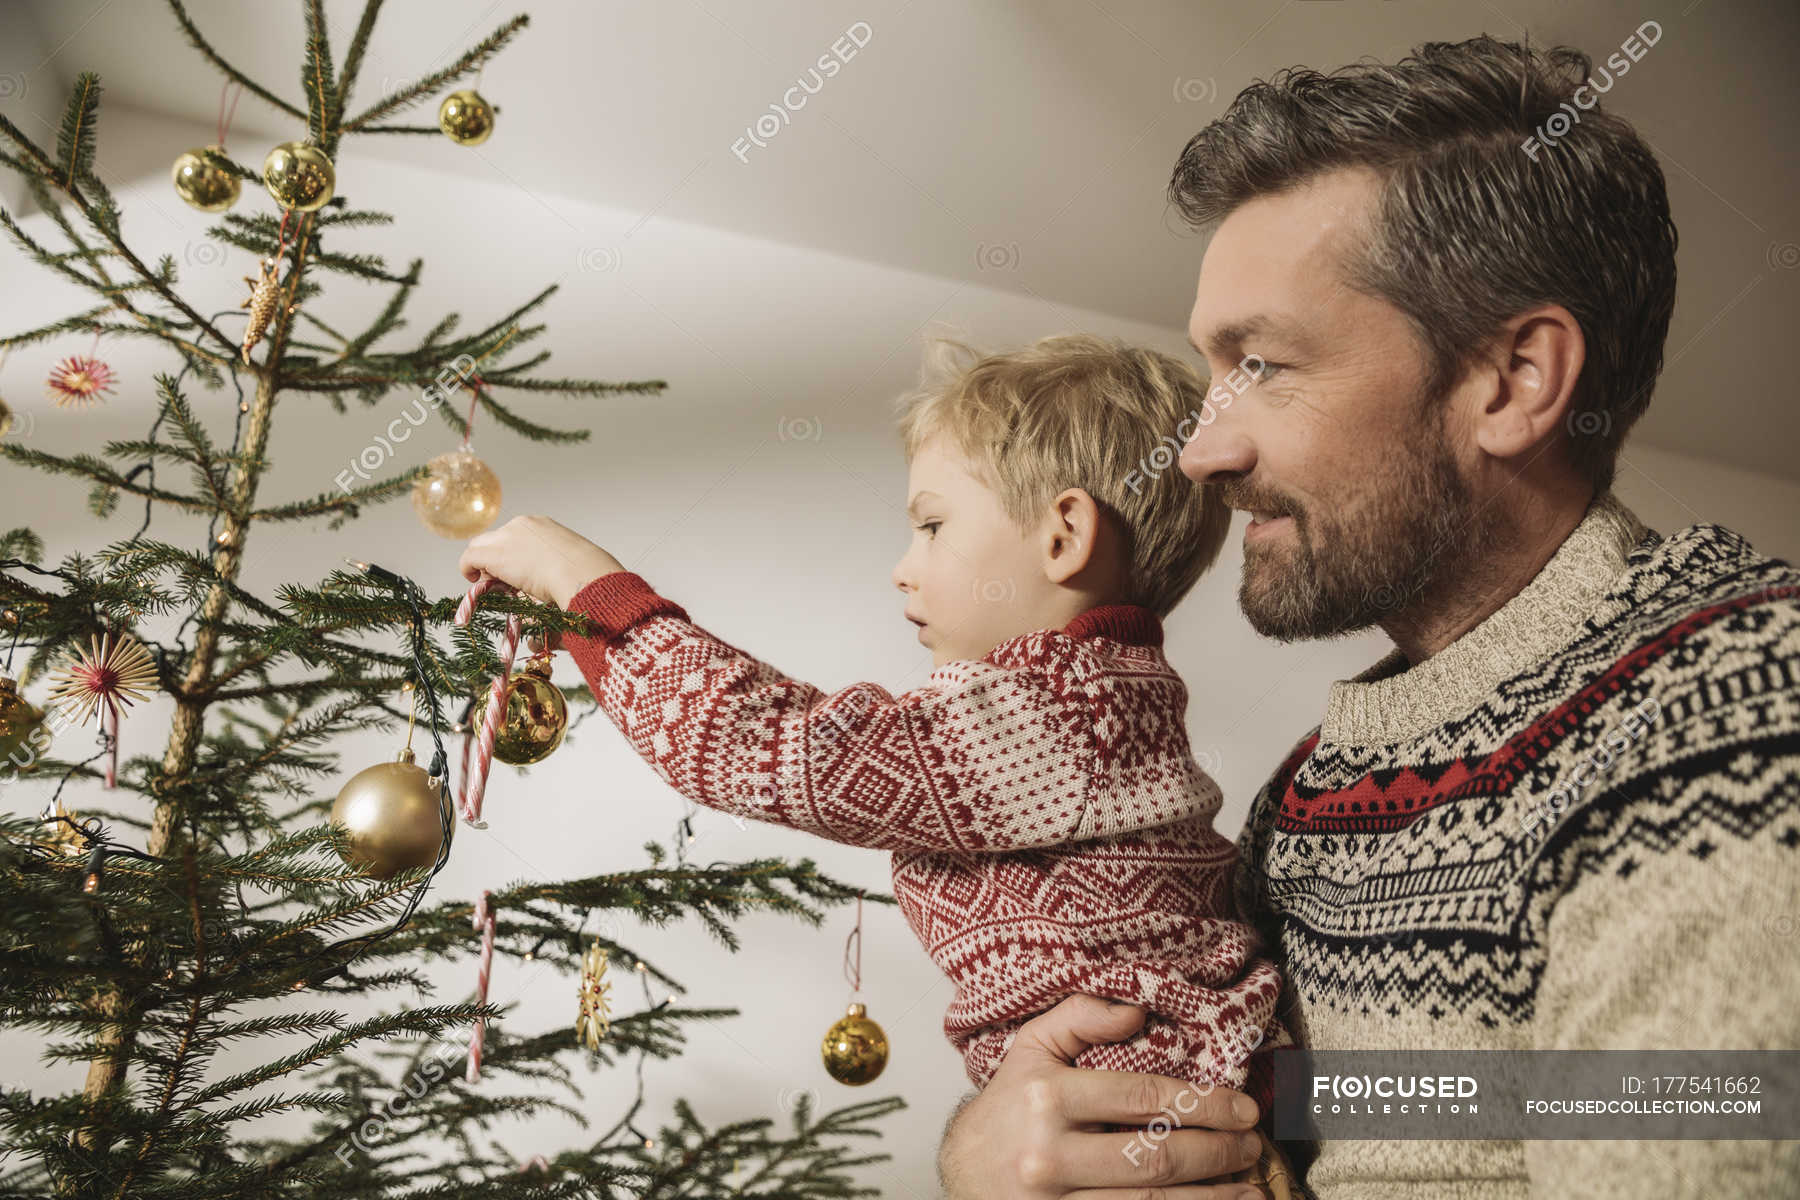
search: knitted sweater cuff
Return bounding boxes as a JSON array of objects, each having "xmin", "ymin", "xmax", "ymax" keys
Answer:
[{"xmin": 564, "ymin": 572, "xmax": 688, "ymax": 679}]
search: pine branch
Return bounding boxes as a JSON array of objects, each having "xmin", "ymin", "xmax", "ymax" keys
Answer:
[
  {"xmin": 302, "ymin": 0, "xmax": 339, "ymax": 145},
  {"xmin": 0, "ymin": 130, "xmax": 237, "ymax": 361},
  {"xmin": 315, "ymin": 208, "xmax": 395, "ymax": 230},
  {"xmin": 250, "ymin": 467, "xmax": 425, "ymax": 526},
  {"xmin": 0, "ymin": 443, "xmax": 217, "ymax": 515},
  {"xmin": 164, "ymin": 0, "xmax": 309, "ymax": 125},
  {"xmin": 333, "ymin": 0, "xmax": 385, "ymax": 113},
  {"xmin": 54, "ymin": 71, "xmax": 103, "ymax": 188},
  {"xmin": 458, "ymin": 385, "xmax": 590, "ymax": 445},
  {"xmin": 0, "ymin": 207, "xmax": 112, "ymax": 294},
  {"xmin": 485, "ymin": 373, "xmax": 671, "ymax": 400},
  {"xmin": 336, "ymin": 259, "xmax": 421, "ymax": 361},
  {"xmin": 189, "ymin": 1005, "xmax": 495, "ymax": 1106},
  {"xmin": 342, "ymin": 14, "xmax": 530, "ymax": 131},
  {"xmin": 0, "ymin": 303, "xmax": 120, "ymax": 350},
  {"xmin": 304, "ymin": 246, "xmax": 412, "ymax": 285}
]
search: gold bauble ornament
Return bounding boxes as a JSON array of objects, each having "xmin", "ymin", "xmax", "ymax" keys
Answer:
[
  {"xmin": 171, "ymin": 145, "xmax": 241, "ymax": 212},
  {"xmin": 261, "ymin": 141, "xmax": 335, "ymax": 212},
  {"xmin": 821, "ymin": 1001, "xmax": 889, "ymax": 1085},
  {"xmin": 330, "ymin": 746, "xmax": 453, "ymax": 879},
  {"xmin": 470, "ymin": 655, "xmax": 567, "ymax": 765},
  {"xmin": 0, "ymin": 675, "xmax": 51, "ymax": 767},
  {"xmin": 437, "ymin": 89, "xmax": 496, "ymax": 146},
  {"xmin": 412, "ymin": 448, "xmax": 502, "ymax": 538}
]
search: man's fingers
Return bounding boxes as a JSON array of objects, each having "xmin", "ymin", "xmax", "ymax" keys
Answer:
[
  {"xmin": 1051, "ymin": 1126, "xmax": 1264, "ymax": 1193},
  {"xmin": 1060, "ymin": 1067, "xmax": 1260, "ymax": 1131},
  {"xmin": 1008, "ymin": 995, "xmax": 1150, "ymax": 1066}
]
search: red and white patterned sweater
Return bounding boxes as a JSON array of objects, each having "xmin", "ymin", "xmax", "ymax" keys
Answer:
[{"xmin": 562, "ymin": 571, "xmax": 1288, "ymax": 1103}]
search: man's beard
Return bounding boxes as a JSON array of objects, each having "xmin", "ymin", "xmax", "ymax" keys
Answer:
[{"xmin": 1233, "ymin": 408, "xmax": 1502, "ymax": 643}]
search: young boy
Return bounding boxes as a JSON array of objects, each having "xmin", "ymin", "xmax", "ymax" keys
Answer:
[{"xmin": 458, "ymin": 333, "xmax": 1298, "ymax": 1196}]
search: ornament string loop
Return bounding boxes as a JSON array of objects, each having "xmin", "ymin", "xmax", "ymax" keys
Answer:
[
  {"xmin": 215, "ymin": 80, "xmax": 243, "ymax": 149},
  {"xmin": 453, "ymin": 572, "xmax": 522, "ymax": 828},
  {"xmin": 461, "ymin": 375, "xmax": 484, "ymax": 451},
  {"xmin": 842, "ymin": 891, "xmax": 863, "ymax": 999}
]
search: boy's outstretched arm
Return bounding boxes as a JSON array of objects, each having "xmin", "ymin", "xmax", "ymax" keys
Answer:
[
  {"xmin": 557, "ymin": 569, "xmax": 1221, "ymax": 854},
  {"xmin": 455, "ymin": 515, "xmax": 1220, "ymax": 853}
]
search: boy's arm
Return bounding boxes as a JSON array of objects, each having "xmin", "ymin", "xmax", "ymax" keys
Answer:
[{"xmin": 561, "ymin": 572, "xmax": 1219, "ymax": 853}]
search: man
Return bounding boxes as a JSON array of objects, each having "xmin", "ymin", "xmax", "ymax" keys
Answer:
[{"xmin": 938, "ymin": 34, "xmax": 1800, "ymax": 1198}]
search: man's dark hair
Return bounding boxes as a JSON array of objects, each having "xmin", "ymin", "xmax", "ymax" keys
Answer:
[{"xmin": 1168, "ymin": 34, "xmax": 1678, "ymax": 495}]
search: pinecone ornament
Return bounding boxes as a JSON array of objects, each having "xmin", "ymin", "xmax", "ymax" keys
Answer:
[{"xmin": 240, "ymin": 256, "xmax": 295, "ymax": 364}]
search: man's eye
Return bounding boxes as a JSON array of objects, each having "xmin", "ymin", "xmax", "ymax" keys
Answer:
[{"xmin": 1248, "ymin": 360, "xmax": 1286, "ymax": 383}]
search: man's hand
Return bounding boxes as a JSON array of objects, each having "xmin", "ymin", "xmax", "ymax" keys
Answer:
[
  {"xmin": 456, "ymin": 514, "xmax": 626, "ymax": 610},
  {"xmin": 938, "ymin": 996, "xmax": 1266, "ymax": 1200}
]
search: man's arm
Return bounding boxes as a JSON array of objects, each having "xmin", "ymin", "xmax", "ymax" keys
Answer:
[
  {"xmin": 937, "ymin": 995, "xmax": 1268, "ymax": 1199},
  {"xmin": 1529, "ymin": 817, "xmax": 1800, "ymax": 1193},
  {"xmin": 562, "ymin": 572, "xmax": 1218, "ymax": 853},
  {"xmin": 1527, "ymin": 621, "xmax": 1800, "ymax": 1196}
]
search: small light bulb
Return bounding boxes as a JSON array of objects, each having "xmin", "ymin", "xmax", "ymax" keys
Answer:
[
  {"xmin": 81, "ymin": 872, "xmax": 99, "ymax": 894},
  {"xmin": 522, "ymin": 950, "xmax": 534, "ymax": 962},
  {"xmin": 643, "ymin": 1137, "xmax": 654, "ymax": 1149},
  {"xmin": 238, "ymin": 401, "xmax": 250, "ymax": 412},
  {"xmin": 635, "ymin": 960, "xmax": 646, "ymax": 972},
  {"xmin": 215, "ymin": 529, "xmax": 232, "ymax": 545}
]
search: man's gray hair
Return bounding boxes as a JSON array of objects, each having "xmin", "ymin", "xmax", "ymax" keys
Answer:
[{"xmin": 1169, "ymin": 34, "xmax": 1678, "ymax": 495}]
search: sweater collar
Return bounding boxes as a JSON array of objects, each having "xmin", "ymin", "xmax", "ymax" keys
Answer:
[
  {"xmin": 1063, "ymin": 603, "xmax": 1163, "ymax": 647},
  {"xmin": 1319, "ymin": 489, "xmax": 1650, "ymax": 747}
]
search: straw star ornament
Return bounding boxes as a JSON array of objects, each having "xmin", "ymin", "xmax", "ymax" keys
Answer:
[
  {"xmin": 48, "ymin": 631, "xmax": 158, "ymax": 727},
  {"xmin": 576, "ymin": 941, "xmax": 613, "ymax": 1050},
  {"xmin": 44, "ymin": 354, "xmax": 117, "ymax": 409}
]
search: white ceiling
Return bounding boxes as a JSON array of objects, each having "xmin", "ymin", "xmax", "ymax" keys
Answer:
[{"xmin": 5, "ymin": 0, "xmax": 1798, "ymax": 480}]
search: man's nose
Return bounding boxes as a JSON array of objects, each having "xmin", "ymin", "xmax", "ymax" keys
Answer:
[{"xmin": 1179, "ymin": 420, "xmax": 1256, "ymax": 485}]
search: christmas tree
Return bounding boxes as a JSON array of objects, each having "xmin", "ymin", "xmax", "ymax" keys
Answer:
[{"xmin": 0, "ymin": 2, "xmax": 902, "ymax": 1194}]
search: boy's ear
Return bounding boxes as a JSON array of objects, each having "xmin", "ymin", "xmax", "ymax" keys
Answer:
[{"xmin": 1041, "ymin": 488, "xmax": 1100, "ymax": 585}]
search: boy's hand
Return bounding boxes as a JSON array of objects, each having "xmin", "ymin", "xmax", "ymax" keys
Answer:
[{"xmin": 457, "ymin": 515, "xmax": 627, "ymax": 610}]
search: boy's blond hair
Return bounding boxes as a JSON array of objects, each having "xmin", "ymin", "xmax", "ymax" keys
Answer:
[{"xmin": 894, "ymin": 332, "xmax": 1231, "ymax": 619}]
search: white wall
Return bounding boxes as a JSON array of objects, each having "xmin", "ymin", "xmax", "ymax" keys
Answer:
[{"xmin": 2, "ymin": 105, "xmax": 1795, "ymax": 1194}]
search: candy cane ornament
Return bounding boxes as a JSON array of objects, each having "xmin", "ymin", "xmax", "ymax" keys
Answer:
[
  {"xmin": 468, "ymin": 888, "xmax": 496, "ymax": 1082},
  {"xmin": 453, "ymin": 573, "xmax": 522, "ymax": 829}
]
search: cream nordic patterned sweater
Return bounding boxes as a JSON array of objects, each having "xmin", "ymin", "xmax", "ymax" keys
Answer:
[{"xmin": 1235, "ymin": 490, "xmax": 1800, "ymax": 1198}]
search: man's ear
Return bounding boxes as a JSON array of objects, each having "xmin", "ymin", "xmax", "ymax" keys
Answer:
[
  {"xmin": 1467, "ymin": 303, "xmax": 1586, "ymax": 463},
  {"xmin": 1041, "ymin": 488, "xmax": 1101, "ymax": 585}
]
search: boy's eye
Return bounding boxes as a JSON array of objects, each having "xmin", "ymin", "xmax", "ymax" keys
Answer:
[{"xmin": 915, "ymin": 521, "xmax": 941, "ymax": 538}]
